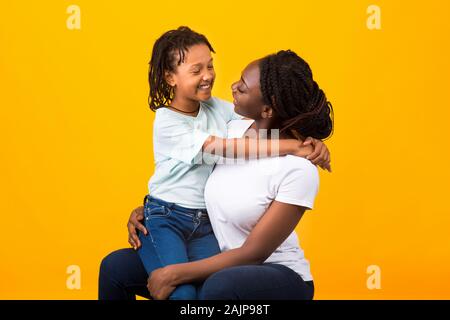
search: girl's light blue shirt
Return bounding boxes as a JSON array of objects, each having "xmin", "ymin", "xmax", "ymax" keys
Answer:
[{"xmin": 148, "ymin": 97, "xmax": 242, "ymax": 209}]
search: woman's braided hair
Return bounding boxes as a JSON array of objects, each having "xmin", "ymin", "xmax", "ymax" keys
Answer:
[
  {"xmin": 259, "ymin": 50, "xmax": 334, "ymax": 140},
  {"xmin": 148, "ymin": 26, "xmax": 215, "ymax": 111}
]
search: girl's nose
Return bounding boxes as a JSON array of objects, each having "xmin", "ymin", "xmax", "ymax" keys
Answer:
[
  {"xmin": 203, "ymin": 69, "xmax": 215, "ymax": 81},
  {"xmin": 231, "ymin": 82, "xmax": 238, "ymax": 92}
]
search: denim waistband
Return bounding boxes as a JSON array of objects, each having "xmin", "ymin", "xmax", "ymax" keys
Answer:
[{"xmin": 143, "ymin": 194, "xmax": 208, "ymax": 218}]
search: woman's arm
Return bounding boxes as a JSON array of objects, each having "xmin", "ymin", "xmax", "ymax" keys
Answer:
[
  {"xmin": 127, "ymin": 205, "xmax": 148, "ymax": 250},
  {"xmin": 147, "ymin": 201, "xmax": 306, "ymax": 299}
]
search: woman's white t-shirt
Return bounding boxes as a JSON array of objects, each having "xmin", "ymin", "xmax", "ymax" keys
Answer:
[{"xmin": 204, "ymin": 120, "xmax": 319, "ymax": 281}]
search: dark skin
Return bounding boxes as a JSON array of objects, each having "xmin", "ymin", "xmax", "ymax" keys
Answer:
[{"xmin": 140, "ymin": 59, "xmax": 330, "ymax": 299}]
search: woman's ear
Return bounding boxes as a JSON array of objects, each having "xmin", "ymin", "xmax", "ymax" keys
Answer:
[
  {"xmin": 164, "ymin": 71, "xmax": 176, "ymax": 87},
  {"xmin": 261, "ymin": 95, "xmax": 277, "ymax": 119},
  {"xmin": 270, "ymin": 95, "xmax": 277, "ymax": 108},
  {"xmin": 261, "ymin": 106, "xmax": 274, "ymax": 119}
]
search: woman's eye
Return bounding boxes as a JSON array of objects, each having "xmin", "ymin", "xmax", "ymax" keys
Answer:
[
  {"xmin": 192, "ymin": 70, "xmax": 200, "ymax": 74},
  {"xmin": 208, "ymin": 65, "xmax": 214, "ymax": 69}
]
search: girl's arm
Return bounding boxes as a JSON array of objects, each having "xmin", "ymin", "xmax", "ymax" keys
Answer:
[
  {"xmin": 147, "ymin": 201, "xmax": 306, "ymax": 299},
  {"xmin": 202, "ymin": 136, "xmax": 312, "ymax": 159}
]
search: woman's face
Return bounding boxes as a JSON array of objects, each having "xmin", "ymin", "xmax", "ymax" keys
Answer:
[
  {"xmin": 231, "ymin": 60, "xmax": 268, "ymax": 119},
  {"xmin": 167, "ymin": 44, "xmax": 215, "ymax": 102}
]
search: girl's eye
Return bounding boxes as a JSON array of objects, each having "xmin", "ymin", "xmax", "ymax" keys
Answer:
[
  {"xmin": 237, "ymin": 87, "xmax": 244, "ymax": 93},
  {"xmin": 192, "ymin": 70, "xmax": 200, "ymax": 74}
]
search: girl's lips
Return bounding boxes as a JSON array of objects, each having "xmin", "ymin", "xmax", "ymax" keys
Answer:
[{"xmin": 198, "ymin": 82, "xmax": 213, "ymax": 89}]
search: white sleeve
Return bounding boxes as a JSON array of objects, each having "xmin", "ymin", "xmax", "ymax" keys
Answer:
[
  {"xmin": 274, "ymin": 162, "xmax": 320, "ymax": 210},
  {"xmin": 154, "ymin": 117, "xmax": 210, "ymax": 165}
]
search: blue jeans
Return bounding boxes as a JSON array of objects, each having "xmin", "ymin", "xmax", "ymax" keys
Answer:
[
  {"xmin": 98, "ymin": 248, "xmax": 314, "ymax": 300},
  {"xmin": 136, "ymin": 195, "xmax": 221, "ymax": 300},
  {"xmin": 199, "ymin": 264, "xmax": 314, "ymax": 300}
]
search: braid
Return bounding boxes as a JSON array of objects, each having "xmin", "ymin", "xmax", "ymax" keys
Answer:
[
  {"xmin": 148, "ymin": 26, "xmax": 215, "ymax": 111},
  {"xmin": 259, "ymin": 50, "xmax": 334, "ymax": 140}
]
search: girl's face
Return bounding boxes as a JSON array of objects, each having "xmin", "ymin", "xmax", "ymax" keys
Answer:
[
  {"xmin": 166, "ymin": 44, "xmax": 215, "ymax": 103},
  {"xmin": 231, "ymin": 60, "xmax": 271, "ymax": 120}
]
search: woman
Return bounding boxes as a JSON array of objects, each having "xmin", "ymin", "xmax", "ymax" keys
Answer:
[{"xmin": 99, "ymin": 50, "xmax": 333, "ymax": 300}]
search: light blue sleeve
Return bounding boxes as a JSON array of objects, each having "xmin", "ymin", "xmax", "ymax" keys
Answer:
[
  {"xmin": 211, "ymin": 97, "xmax": 244, "ymax": 122},
  {"xmin": 154, "ymin": 114, "xmax": 210, "ymax": 165}
]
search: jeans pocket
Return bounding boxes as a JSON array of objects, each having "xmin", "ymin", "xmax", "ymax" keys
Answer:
[{"xmin": 145, "ymin": 202, "xmax": 171, "ymax": 219}]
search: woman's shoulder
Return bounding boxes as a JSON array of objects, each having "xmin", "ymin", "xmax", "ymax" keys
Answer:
[
  {"xmin": 267, "ymin": 155, "xmax": 319, "ymax": 209},
  {"xmin": 279, "ymin": 155, "xmax": 319, "ymax": 177}
]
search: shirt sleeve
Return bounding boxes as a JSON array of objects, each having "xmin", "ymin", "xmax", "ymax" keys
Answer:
[
  {"xmin": 274, "ymin": 161, "xmax": 320, "ymax": 210},
  {"xmin": 154, "ymin": 115, "xmax": 210, "ymax": 165},
  {"xmin": 212, "ymin": 97, "xmax": 244, "ymax": 121}
]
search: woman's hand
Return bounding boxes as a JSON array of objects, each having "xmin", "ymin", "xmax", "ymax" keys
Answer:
[
  {"xmin": 147, "ymin": 265, "xmax": 178, "ymax": 300},
  {"xmin": 303, "ymin": 137, "xmax": 332, "ymax": 172},
  {"xmin": 127, "ymin": 206, "xmax": 148, "ymax": 250}
]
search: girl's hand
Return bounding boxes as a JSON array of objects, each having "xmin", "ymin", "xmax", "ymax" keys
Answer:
[
  {"xmin": 303, "ymin": 137, "xmax": 332, "ymax": 172},
  {"xmin": 293, "ymin": 143, "xmax": 314, "ymax": 158},
  {"xmin": 127, "ymin": 206, "xmax": 148, "ymax": 250},
  {"xmin": 147, "ymin": 266, "xmax": 178, "ymax": 300}
]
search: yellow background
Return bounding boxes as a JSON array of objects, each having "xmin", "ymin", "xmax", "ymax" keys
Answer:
[{"xmin": 1, "ymin": 0, "xmax": 449, "ymax": 299}]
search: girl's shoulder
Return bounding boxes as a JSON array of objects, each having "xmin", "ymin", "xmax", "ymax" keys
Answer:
[
  {"xmin": 152, "ymin": 107, "xmax": 192, "ymax": 133},
  {"xmin": 154, "ymin": 106, "xmax": 193, "ymax": 122},
  {"xmin": 201, "ymin": 97, "xmax": 234, "ymax": 114},
  {"xmin": 202, "ymin": 96, "xmax": 233, "ymax": 108},
  {"xmin": 202, "ymin": 97, "xmax": 241, "ymax": 123}
]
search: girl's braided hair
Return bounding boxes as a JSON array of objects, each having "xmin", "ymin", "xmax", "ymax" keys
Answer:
[{"xmin": 148, "ymin": 26, "xmax": 215, "ymax": 111}]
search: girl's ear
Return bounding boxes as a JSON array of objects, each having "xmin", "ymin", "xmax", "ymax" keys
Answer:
[{"xmin": 164, "ymin": 71, "xmax": 176, "ymax": 87}]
